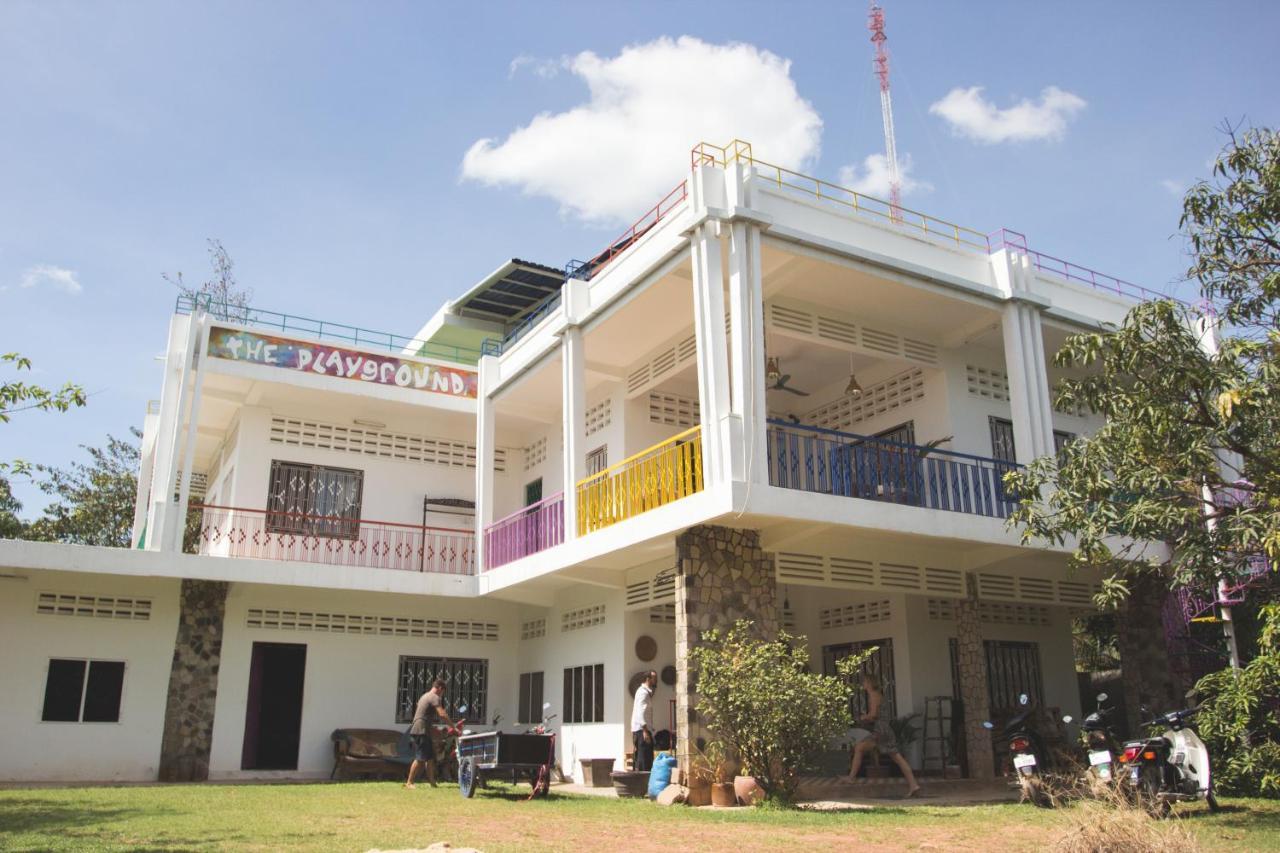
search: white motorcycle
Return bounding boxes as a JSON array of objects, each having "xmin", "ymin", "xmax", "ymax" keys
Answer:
[{"xmin": 1118, "ymin": 706, "xmax": 1220, "ymax": 816}]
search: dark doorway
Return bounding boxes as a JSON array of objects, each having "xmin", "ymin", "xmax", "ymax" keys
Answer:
[{"xmin": 241, "ymin": 642, "xmax": 307, "ymax": 770}]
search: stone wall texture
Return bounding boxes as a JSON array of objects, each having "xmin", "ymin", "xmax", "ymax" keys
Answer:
[
  {"xmin": 674, "ymin": 525, "xmax": 777, "ymax": 773},
  {"xmin": 158, "ymin": 578, "xmax": 230, "ymax": 782},
  {"xmin": 956, "ymin": 572, "xmax": 995, "ymax": 780}
]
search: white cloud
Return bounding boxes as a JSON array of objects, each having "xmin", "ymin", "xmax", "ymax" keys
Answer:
[
  {"xmin": 1160, "ymin": 178, "xmax": 1186, "ymax": 197},
  {"xmin": 929, "ymin": 85, "xmax": 1086, "ymax": 144},
  {"xmin": 19, "ymin": 264, "xmax": 81, "ymax": 294},
  {"xmin": 837, "ymin": 152, "xmax": 931, "ymax": 199},
  {"xmin": 462, "ymin": 36, "xmax": 823, "ymax": 222},
  {"xmin": 508, "ymin": 55, "xmax": 565, "ymax": 80}
]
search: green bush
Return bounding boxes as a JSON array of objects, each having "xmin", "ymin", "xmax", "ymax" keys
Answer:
[
  {"xmin": 1192, "ymin": 603, "xmax": 1280, "ymax": 797},
  {"xmin": 687, "ymin": 620, "xmax": 871, "ymax": 804}
]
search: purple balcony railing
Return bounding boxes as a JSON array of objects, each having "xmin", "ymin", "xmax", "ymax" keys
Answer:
[
  {"xmin": 767, "ymin": 422, "xmax": 1021, "ymax": 520},
  {"xmin": 483, "ymin": 491, "xmax": 565, "ymax": 570},
  {"xmin": 190, "ymin": 504, "xmax": 475, "ymax": 574}
]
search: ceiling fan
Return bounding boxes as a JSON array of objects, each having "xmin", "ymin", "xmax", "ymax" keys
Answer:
[{"xmin": 765, "ymin": 357, "xmax": 810, "ymax": 396}]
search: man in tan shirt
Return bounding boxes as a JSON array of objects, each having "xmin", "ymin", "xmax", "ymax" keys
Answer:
[{"xmin": 405, "ymin": 679, "xmax": 454, "ymax": 788}]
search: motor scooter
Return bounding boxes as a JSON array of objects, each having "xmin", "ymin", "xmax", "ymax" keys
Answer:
[
  {"xmin": 1119, "ymin": 705, "xmax": 1219, "ymax": 816},
  {"xmin": 1079, "ymin": 692, "xmax": 1123, "ymax": 786},
  {"xmin": 985, "ymin": 693, "xmax": 1059, "ymax": 807}
]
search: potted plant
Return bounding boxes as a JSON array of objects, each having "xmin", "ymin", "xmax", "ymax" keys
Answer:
[
  {"xmin": 685, "ymin": 742, "xmax": 714, "ymax": 807},
  {"xmin": 733, "ymin": 760, "xmax": 766, "ymax": 806},
  {"xmin": 705, "ymin": 741, "xmax": 738, "ymax": 807},
  {"xmin": 890, "ymin": 713, "xmax": 923, "ymax": 771}
]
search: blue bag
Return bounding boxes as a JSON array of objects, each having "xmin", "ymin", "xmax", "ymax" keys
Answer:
[{"xmin": 647, "ymin": 751, "xmax": 677, "ymax": 798}]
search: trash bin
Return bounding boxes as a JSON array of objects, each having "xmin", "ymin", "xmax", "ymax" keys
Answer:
[{"xmin": 580, "ymin": 757, "xmax": 615, "ymax": 787}]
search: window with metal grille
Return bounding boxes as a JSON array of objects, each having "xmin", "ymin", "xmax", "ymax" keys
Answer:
[
  {"xmin": 395, "ymin": 656, "xmax": 488, "ymax": 724},
  {"xmin": 948, "ymin": 639, "xmax": 1044, "ymax": 716},
  {"xmin": 518, "ymin": 671, "xmax": 544, "ymax": 724},
  {"xmin": 989, "ymin": 417, "xmax": 1017, "ymax": 464},
  {"xmin": 41, "ymin": 659, "xmax": 126, "ymax": 723},
  {"xmin": 563, "ymin": 663, "xmax": 604, "ymax": 723},
  {"xmin": 1053, "ymin": 430, "xmax": 1076, "ymax": 456},
  {"xmin": 822, "ymin": 639, "xmax": 895, "ymax": 721},
  {"xmin": 266, "ymin": 460, "xmax": 363, "ymax": 537},
  {"xmin": 585, "ymin": 446, "xmax": 608, "ymax": 477},
  {"xmin": 524, "ymin": 478, "xmax": 543, "ymax": 506}
]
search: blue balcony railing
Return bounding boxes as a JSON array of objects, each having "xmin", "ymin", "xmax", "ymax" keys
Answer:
[
  {"xmin": 766, "ymin": 421, "xmax": 1021, "ymax": 520},
  {"xmin": 176, "ymin": 294, "xmax": 481, "ymax": 365},
  {"xmin": 478, "ymin": 289, "xmax": 563, "ymax": 357}
]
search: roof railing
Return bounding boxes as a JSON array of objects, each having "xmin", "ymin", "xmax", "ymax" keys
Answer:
[
  {"xmin": 692, "ymin": 139, "xmax": 1188, "ymax": 306},
  {"xmin": 176, "ymin": 294, "xmax": 482, "ymax": 365}
]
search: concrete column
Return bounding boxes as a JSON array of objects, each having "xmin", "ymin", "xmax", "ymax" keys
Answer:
[
  {"xmin": 674, "ymin": 525, "xmax": 777, "ymax": 775},
  {"xmin": 474, "ymin": 357, "xmax": 498, "ymax": 570},
  {"xmin": 955, "ymin": 572, "xmax": 994, "ymax": 780},
  {"xmin": 726, "ymin": 220, "xmax": 768, "ymax": 484},
  {"xmin": 158, "ymin": 578, "xmax": 230, "ymax": 782},
  {"xmin": 167, "ymin": 315, "xmax": 212, "ymax": 552},
  {"xmin": 561, "ymin": 326, "xmax": 586, "ymax": 539},
  {"xmin": 147, "ymin": 315, "xmax": 197, "ymax": 550},
  {"xmin": 1000, "ymin": 299, "xmax": 1056, "ymax": 464},
  {"xmin": 690, "ymin": 221, "xmax": 731, "ymax": 486}
]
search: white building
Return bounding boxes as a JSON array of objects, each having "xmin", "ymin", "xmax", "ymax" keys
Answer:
[{"xmin": 0, "ymin": 140, "xmax": 1156, "ymax": 784}]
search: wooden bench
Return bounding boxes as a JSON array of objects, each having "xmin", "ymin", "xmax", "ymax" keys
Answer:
[{"xmin": 330, "ymin": 728, "xmax": 413, "ymax": 780}]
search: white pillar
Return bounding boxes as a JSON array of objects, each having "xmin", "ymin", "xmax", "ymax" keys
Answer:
[
  {"xmin": 168, "ymin": 315, "xmax": 212, "ymax": 552},
  {"xmin": 561, "ymin": 325, "xmax": 586, "ymax": 540},
  {"xmin": 1195, "ymin": 312, "xmax": 1242, "ymax": 671},
  {"xmin": 690, "ymin": 220, "xmax": 731, "ymax": 485},
  {"xmin": 1000, "ymin": 299, "xmax": 1056, "ymax": 463},
  {"xmin": 150, "ymin": 314, "xmax": 200, "ymax": 551},
  {"xmin": 474, "ymin": 357, "xmax": 498, "ymax": 571},
  {"xmin": 727, "ymin": 220, "xmax": 768, "ymax": 483}
]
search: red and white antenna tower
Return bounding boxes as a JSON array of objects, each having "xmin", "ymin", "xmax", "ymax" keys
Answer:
[{"xmin": 868, "ymin": 2, "xmax": 902, "ymax": 219}]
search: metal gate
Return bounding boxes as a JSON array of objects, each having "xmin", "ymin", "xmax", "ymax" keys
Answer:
[{"xmin": 949, "ymin": 639, "xmax": 1044, "ymax": 717}]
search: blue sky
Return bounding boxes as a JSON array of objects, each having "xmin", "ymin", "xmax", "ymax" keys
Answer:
[{"xmin": 2, "ymin": 0, "xmax": 1277, "ymax": 516}]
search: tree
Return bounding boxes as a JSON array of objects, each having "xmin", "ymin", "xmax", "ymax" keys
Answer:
[
  {"xmin": 0, "ymin": 474, "xmax": 27, "ymax": 539},
  {"xmin": 1007, "ymin": 127, "xmax": 1279, "ymax": 601},
  {"xmin": 1, "ymin": 352, "xmax": 86, "ymax": 425},
  {"xmin": 687, "ymin": 620, "xmax": 872, "ymax": 803},
  {"xmin": 30, "ymin": 429, "xmax": 141, "ymax": 547},
  {"xmin": 164, "ymin": 238, "xmax": 253, "ymax": 320}
]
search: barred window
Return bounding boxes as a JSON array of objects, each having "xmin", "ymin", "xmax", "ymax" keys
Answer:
[
  {"xmin": 563, "ymin": 663, "xmax": 604, "ymax": 723},
  {"xmin": 266, "ymin": 460, "xmax": 363, "ymax": 538},
  {"xmin": 396, "ymin": 656, "xmax": 488, "ymax": 724}
]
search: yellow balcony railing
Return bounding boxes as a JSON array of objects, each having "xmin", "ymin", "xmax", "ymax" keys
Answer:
[{"xmin": 576, "ymin": 426, "xmax": 703, "ymax": 535}]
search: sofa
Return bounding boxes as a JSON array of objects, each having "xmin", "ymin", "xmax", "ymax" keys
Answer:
[{"xmin": 330, "ymin": 728, "xmax": 414, "ymax": 780}]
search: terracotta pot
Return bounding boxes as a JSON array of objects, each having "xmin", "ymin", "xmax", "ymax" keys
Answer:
[
  {"xmin": 733, "ymin": 775, "xmax": 765, "ymax": 806},
  {"xmin": 710, "ymin": 782, "xmax": 737, "ymax": 807},
  {"xmin": 686, "ymin": 780, "xmax": 712, "ymax": 806}
]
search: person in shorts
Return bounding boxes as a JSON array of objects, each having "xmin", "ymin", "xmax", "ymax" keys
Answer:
[
  {"xmin": 406, "ymin": 679, "xmax": 453, "ymax": 788},
  {"xmin": 845, "ymin": 672, "xmax": 921, "ymax": 798}
]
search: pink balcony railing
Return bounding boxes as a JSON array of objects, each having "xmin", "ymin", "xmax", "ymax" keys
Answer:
[
  {"xmin": 190, "ymin": 504, "xmax": 475, "ymax": 575},
  {"xmin": 483, "ymin": 491, "xmax": 564, "ymax": 570}
]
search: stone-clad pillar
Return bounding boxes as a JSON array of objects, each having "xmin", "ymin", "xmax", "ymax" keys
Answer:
[
  {"xmin": 158, "ymin": 579, "xmax": 230, "ymax": 782},
  {"xmin": 674, "ymin": 525, "xmax": 777, "ymax": 775},
  {"xmin": 956, "ymin": 572, "xmax": 994, "ymax": 779}
]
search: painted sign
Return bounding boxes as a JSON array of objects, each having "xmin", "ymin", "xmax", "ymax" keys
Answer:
[{"xmin": 207, "ymin": 327, "xmax": 478, "ymax": 399}]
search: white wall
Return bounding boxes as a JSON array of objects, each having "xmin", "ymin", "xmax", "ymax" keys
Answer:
[
  {"xmin": 0, "ymin": 570, "xmax": 180, "ymax": 782},
  {"xmin": 209, "ymin": 583, "xmax": 523, "ymax": 779},
  {"xmin": 513, "ymin": 583, "xmax": 627, "ymax": 783}
]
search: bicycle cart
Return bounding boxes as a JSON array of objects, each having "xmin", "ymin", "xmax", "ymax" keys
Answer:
[{"xmin": 455, "ymin": 731, "xmax": 556, "ymax": 798}]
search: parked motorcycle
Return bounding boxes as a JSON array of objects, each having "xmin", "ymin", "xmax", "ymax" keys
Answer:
[
  {"xmin": 986, "ymin": 693, "xmax": 1059, "ymax": 807},
  {"xmin": 1080, "ymin": 692, "xmax": 1123, "ymax": 786},
  {"xmin": 1119, "ymin": 705, "xmax": 1220, "ymax": 816}
]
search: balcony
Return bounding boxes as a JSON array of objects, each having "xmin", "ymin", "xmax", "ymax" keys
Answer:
[
  {"xmin": 576, "ymin": 426, "xmax": 703, "ymax": 535},
  {"xmin": 483, "ymin": 491, "xmax": 565, "ymax": 570},
  {"xmin": 766, "ymin": 422, "xmax": 1019, "ymax": 520},
  {"xmin": 190, "ymin": 504, "xmax": 476, "ymax": 575}
]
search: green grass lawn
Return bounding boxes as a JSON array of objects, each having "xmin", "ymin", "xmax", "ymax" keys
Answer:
[{"xmin": 0, "ymin": 782, "xmax": 1276, "ymax": 852}]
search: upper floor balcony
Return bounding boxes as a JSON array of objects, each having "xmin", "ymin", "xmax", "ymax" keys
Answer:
[{"xmin": 190, "ymin": 503, "xmax": 476, "ymax": 575}]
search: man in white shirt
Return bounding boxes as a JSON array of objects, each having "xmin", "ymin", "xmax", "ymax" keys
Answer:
[{"xmin": 630, "ymin": 670, "xmax": 657, "ymax": 771}]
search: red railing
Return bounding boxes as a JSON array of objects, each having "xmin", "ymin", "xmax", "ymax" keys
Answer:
[
  {"xmin": 190, "ymin": 504, "xmax": 475, "ymax": 575},
  {"xmin": 483, "ymin": 492, "xmax": 564, "ymax": 570},
  {"xmin": 575, "ymin": 180, "xmax": 688, "ymax": 279}
]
